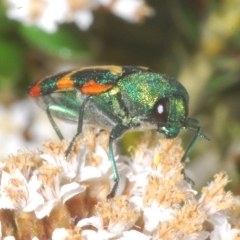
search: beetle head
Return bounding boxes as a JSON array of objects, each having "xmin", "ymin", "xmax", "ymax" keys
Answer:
[{"xmin": 151, "ymin": 95, "xmax": 188, "ymax": 138}]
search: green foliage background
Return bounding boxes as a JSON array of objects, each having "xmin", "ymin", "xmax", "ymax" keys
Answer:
[{"xmin": 1, "ymin": 0, "xmax": 240, "ymax": 192}]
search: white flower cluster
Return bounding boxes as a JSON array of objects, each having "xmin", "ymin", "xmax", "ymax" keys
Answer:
[
  {"xmin": 5, "ymin": 0, "xmax": 154, "ymax": 32},
  {"xmin": 0, "ymin": 128, "xmax": 239, "ymax": 239}
]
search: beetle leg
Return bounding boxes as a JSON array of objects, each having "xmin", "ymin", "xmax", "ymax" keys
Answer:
[
  {"xmin": 46, "ymin": 98, "xmax": 80, "ymax": 141},
  {"xmin": 47, "ymin": 105, "xmax": 64, "ymax": 140},
  {"xmin": 181, "ymin": 118, "xmax": 203, "ymax": 186},
  {"xmin": 65, "ymin": 96, "xmax": 91, "ymax": 158},
  {"xmin": 107, "ymin": 124, "xmax": 131, "ymax": 199},
  {"xmin": 182, "ymin": 118, "xmax": 201, "ymax": 163}
]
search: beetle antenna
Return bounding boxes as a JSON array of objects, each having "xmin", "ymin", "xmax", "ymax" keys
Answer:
[{"xmin": 185, "ymin": 128, "xmax": 210, "ymax": 141}]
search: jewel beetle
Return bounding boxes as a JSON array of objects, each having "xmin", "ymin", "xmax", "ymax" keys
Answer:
[{"xmin": 27, "ymin": 65, "xmax": 208, "ymax": 198}]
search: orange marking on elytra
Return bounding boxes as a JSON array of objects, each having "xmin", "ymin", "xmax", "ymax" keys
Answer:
[
  {"xmin": 81, "ymin": 80, "xmax": 113, "ymax": 95},
  {"xmin": 56, "ymin": 76, "xmax": 74, "ymax": 90}
]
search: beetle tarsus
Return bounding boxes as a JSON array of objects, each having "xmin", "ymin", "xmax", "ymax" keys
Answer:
[
  {"xmin": 182, "ymin": 169, "xmax": 195, "ymax": 187},
  {"xmin": 107, "ymin": 181, "xmax": 119, "ymax": 199}
]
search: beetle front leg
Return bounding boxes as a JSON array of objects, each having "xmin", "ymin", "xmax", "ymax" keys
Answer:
[
  {"xmin": 182, "ymin": 118, "xmax": 201, "ymax": 163},
  {"xmin": 107, "ymin": 124, "xmax": 130, "ymax": 199},
  {"xmin": 181, "ymin": 118, "xmax": 202, "ymax": 186}
]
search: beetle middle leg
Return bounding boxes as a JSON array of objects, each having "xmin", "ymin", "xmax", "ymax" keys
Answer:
[{"xmin": 107, "ymin": 124, "xmax": 131, "ymax": 199}]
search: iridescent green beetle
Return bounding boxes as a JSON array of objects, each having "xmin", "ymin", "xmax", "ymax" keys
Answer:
[{"xmin": 27, "ymin": 65, "xmax": 208, "ymax": 198}]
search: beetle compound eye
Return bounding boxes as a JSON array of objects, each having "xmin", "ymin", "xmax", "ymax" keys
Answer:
[{"xmin": 152, "ymin": 98, "xmax": 169, "ymax": 123}]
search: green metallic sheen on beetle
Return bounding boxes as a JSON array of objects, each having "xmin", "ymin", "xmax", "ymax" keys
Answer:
[{"xmin": 27, "ymin": 65, "xmax": 207, "ymax": 198}]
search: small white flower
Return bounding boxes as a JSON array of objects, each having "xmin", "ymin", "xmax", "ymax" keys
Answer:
[
  {"xmin": 0, "ymin": 170, "xmax": 44, "ymax": 212},
  {"xmin": 52, "ymin": 228, "xmax": 69, "ymax": 240},
  {"xmin": 78, "ymin": 216, "xmax": 116, "ymax": 239},
  {"xmin": 72, "ymin": 9, "xmax": 94, "ymax": 31},
  {"xmin": 6, "ymin": 0, "xmax": 30, "ymax": 23},
  {"xmin": 40, "ymin": 151, "xmax": 81, "ymax": 180},
  {"xmin": 209, "ymin": 220, "xmax": 240, "ymax": 240},
  {"xmin": 77, "ymin": 145, "xmax": 110, "ymax": 182},
  {"xmin": 127, "ymin": 170, "xmax": 151, "ymax": 197},
  {"xmin": 78, "ymin": 213, "xmax": 138, "ymax": 239},
  {"xmin": 6, "ymin": 0, "xmax": 68, "ymax": 33},
  {"xmin": 143, "ymin": 202, "xmax": 174, "ymax": 232},
  {"xmin": 78, "ymin": 144, "xmax": 131, "ymax": 195},
  {"xmin": 110, "ymin": 0, "xmax": 154, "ymax": 23},
  {"xmin": 34, "ymin": 0, "xmax": 68, "ymax": 33},
  {"xmin": 35, "ymin": 175, "xmax": 85, "ymax": 218},
  {"xmin": 198, "ymin": 201, "xmax": 219, "ymax": 216},
  {"xmin": 5, "ymin": 0, "xmax": 153, "ymax": 32},
  {"xmin": 3, "ymin": 237, "xmax": 16, "ymax": 240},
  {"xmin": 120, "ymin": 230, "xmax": 150, "ymax": 240}
]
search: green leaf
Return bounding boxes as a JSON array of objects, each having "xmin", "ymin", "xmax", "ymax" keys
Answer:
[
  {"xmin": 0, "ymin": 39, "xmax": 23, "ymax": 88},
  {"xmin": 19, "ymin": 25, "xmax": 90, "ymax": 60}
]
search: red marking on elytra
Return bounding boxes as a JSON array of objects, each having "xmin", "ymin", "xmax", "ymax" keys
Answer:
[
  {"xmin": 28, "ymin": 83, "xmax": 41, "ymax": 97},
  {"xmin": 81, "ymin": 80, "xmax": 113, "ymax": 95}
]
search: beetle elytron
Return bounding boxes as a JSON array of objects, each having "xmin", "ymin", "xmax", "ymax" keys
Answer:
[{"xmin": 27, "ymin": 66, "xmax": 208, "ymax": 198}]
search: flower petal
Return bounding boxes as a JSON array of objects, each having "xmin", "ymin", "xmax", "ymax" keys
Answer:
[
  {"xmin": 59, "ymin": 182, "xmax": 86, "ymax": 203},
  {"xmin": 35, "ymin": 200, "xmax": 57, "ymax": 219},
  {"xmin": 77, "ymin": 216, "xmax": 102, "ymax": 229}
]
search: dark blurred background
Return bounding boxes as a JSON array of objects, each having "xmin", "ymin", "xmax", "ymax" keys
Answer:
[{"xmin": 1, "ymin": 0, "xmax": 240, "ymax": 193}]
